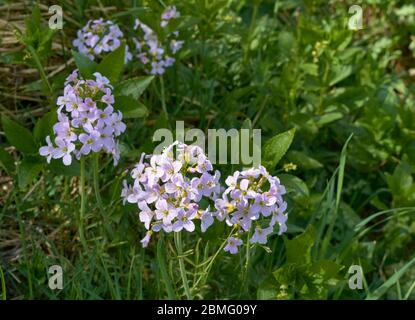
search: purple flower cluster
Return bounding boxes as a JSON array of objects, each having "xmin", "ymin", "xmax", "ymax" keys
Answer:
[
  {"xmin": 123, "ymin": 142, "xmax": 289, "ymax": 253},
  {"xmin": 39, "ymin": 70, "xmax": 126, "ymax": 166},
  {"xmin": 132, "ymin": 6, "xmax": 184, "ymax": 75},
  {"xmin": 73, "ymin": 18, "xmax": 132, "ymax": 63},
  {"xmin": 121, "ymin": 142, "xmax": 221, "ymax": 247},
  {"xmin": 218, "ymin": 166, "xmax": 288, "ymax": 254}
]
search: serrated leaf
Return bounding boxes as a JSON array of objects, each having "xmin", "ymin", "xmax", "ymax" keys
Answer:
[
  {"xmin": 262, "ymin": 128, "xmax": 295, "ymax": 170},
  {"xmin": 2, "ymin": 115, "xmax": 37, "ymax": 155},
  {"xmin": 97, "ymin": 42, "xmax": 125, "ymax": 83},
  {"xmin": 114, "ymin": 76, "xmax": 154, "ymax": 100}
]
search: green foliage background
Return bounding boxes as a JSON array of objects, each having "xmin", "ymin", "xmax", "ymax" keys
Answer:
[{"xmin": 0, "ymin": 0, "xmax": 415, "ymax": 300}]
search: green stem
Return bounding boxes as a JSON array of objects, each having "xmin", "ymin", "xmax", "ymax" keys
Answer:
[
  {"xmin": 241, "ymin": 228, "xmax": 252, "ymax": 294},
  {"xmin": 93, "ymin": 153, "xmax": 111, "ymax": 236},
  {"xmin": 157, "ymin": 237, "xmax": 175, "ymax": 299},
  {"xmin": 193, "ymin": 226, "xmax": 237, "ymax": 290},
  {"xmin": 0, "ymin": 264, "xmax": 6, "ymax": 300},
  {"xmin": 160, "ymin": 76, "xmax": 171, "ymax": 129},
  {"xmin": 27, "ymin": 45, "xmax": 53, "ymax": 103},
  {"xmin": 79, "ymin": 157, "xmax": 87, "ymax": 249},
  {"xmin": 174, "ymin": 232, "xmax": 192, "ymax": 300},
  {"xmin": 93, "ymin": 153, "xmax": 105, "ymax": 213}
]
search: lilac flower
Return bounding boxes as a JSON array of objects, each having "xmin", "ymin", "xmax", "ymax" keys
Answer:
[
  {"xmin": 52, "ymin": 139, "xmax": 75, "ymax": 166},
  {"xmin": 155, "ymin": 199, "xmax": 177, "ymax": 225},
  {"xmin": 173, "ymin": 210, "xmax": 196, "ymax": 232},
  {"xmin": 39, "ymin": 71, "xmax": 126, "ymax": 166},
  {"xmin": 140, "ymin": 231, "xmax": 152, "ymax": 248},
  {"xmin": 101, "ymin": 89, "xmax": 114, "ymax": 105},
  {"xmin": 200, "ymin": 207, "xmax": 214, "ymax": 232},
  {"xmin": 73, "ymin": 19, "xmax": 131, "ymax": 64},
  {"xmin": 121, "ymin": 142, "xmax": 221, "ymax": 247},
  {"xmin": 218, "ymin": 165, "xmax": 288, "ymax": 251},
  {"xmin": 39, "ymin": 136, "xmax": 54, "ymax": 163},
  {"xmin": 250, "ymin": 226, "xmax": 273, "ymax": 244},
  {"xmin": 138, "ymin": 201, "xmax": 154, "ymax": 230},
  {"xmin": 161, "ymin": 6, "xmax": 180, "ymax": 23},
  {"xmin": 170, "ymin": 40, "xmax": 184, "ymax": 54},
  {"xmin": 151, "ymin": 61, "xmax": 165, "ymax": 75},
  {"xmin": 132, "ymin": 9, "xmax": 183, "ymax": 75},
  {"xmin": 79, "ymin": 131, "xmax": 101, "ymax": 155},
  {"xmin": 224, "ymin": 237, "xmax": 243, "ymax": 254}
]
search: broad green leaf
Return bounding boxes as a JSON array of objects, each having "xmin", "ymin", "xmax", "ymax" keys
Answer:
[
  {"xmin": 114, "ymin": 76, "xmax": 154, "ymax": 100},
  {"xmin": 0, "ymin": 148, "xmax": 15, "ymax": 175},
  {"xmin": 18, "ymin": 157, "xmax": 43, "ymax": 188},
  {"xmin": 309, "ymin": 260, "xmax": 342, "ymax": 281},
  {"xmin": 278, "ymin": 31, "xmax": 295, "ymax": 57},
  {"xmin": 97, "ymin": 42, "xmax": 125, "ymax": 83},
  {"xmin": 279, "ymin": 174, "xmax": 310, "ymax": 197},
  {"xmin": 2, "ymin": 115, "xmax": 37, "ymax": 155},
  {"xmin": 262, "ymin": 128, "xmax": 295, "ymax": 170},
  {"xmin": 48, "ymin": 159, "xmax": 80, "ymax": 176},
  {"xmin": 34, "ymin": 111, "xmax": 57, "ymax": 143},
  {"xmin": 286, "ymin": 151, "xmax": 323, "ymax": 170},
  {"xmin": 73, "ymin": 50, "xmax": 97, "ymax": 79},
  {"xmin": 114, "ymin": 95, "xmax": 148, "ymax": 118},
  {"xmin": 284, "ymin": 224, "xmax": 316, "ymax": 265},
  {"xmin": 329, "ymin": 65, "xmax": 353, "ymax": 86}
]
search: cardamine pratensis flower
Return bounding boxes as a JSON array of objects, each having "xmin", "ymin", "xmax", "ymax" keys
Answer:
[
  {"xmin": 132, "ymin": 6, "xmax": 184, "ymax": 75},
  {"xmin": 121, "ymin": 141, "xmax": 221, "ymax": 247},
  {"xmin": 39, "ymin": 70, "xmax": 126, "ymax": 166},
  {"xmin": 73, "ymin": 18, "xmax": 132, "ymax": 63},
  {"xmin": 215, "ymin": 166, "xmax": 288, "ymax": 254}
]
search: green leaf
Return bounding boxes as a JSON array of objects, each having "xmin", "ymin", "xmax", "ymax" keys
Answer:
[
  {"xmin": 18, "ymin": 157, "xmax": 43, "ymax": 188},
  {"xmin": 114, "ymin": 95, "xmax": 148, "ymax": 118},
  {"xmin": 314, "ymin": 112, "xmax": 343, "ymax": 126},
  {"xmin": 73, "ymin": 50, "xmax": 97, "ymax": 79},
  {"xmin": 97, "ymin": 42, "xmax": 125, "ymax": 83},
  {"xmin": 2, "ymin": 115, "xmax": 37, "ymax": 155},
  {"xmin": 286, "ymin": 151, "xmax": 323, "ymax": 170},
  {"xmin": 262, "ymin": 128, "xmax": 295, "ymax": 170},
  {"xmin": 284, "ymin": 224, "xmax": 316, "ymax": 265},
  {"xmin": 0, "ymin": 148, "xmax": 15, "ymax": 175},
  {"xmin": 278, "ymin": 174, "xmax": 310, "ymax": 197},
  {"xmin": 309, "ymin": 260, "xmax": 342, "ymax": 281},
  {"xmin": 48, "ymin": 159, "xmax": 80, "ymax": 176},
  {"xmin": 114, "ymin": 76, "xmax": 154, "ymax": 100},
  {"xmin": 34, "ymin": 111, "xmax": 57, "ymax": 143},
  {"xmin": 329, "ymin": 65, "xmax": 353, "ymax": 86},
  {"xmin": 257, "ymin": 285, "xmax": 277, "ymax": 300}
]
